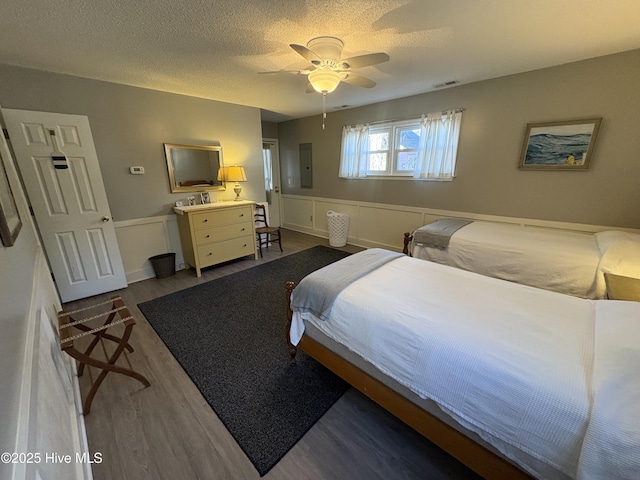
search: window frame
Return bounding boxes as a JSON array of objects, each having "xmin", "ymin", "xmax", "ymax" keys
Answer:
[{"xmin": 365, "ymin": 119, "xmax": 421, "ymax": 177}]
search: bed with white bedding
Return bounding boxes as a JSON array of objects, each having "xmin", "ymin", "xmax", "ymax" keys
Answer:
[
  {"xmin": 403, "ymin": 220, "xmax": 640, "ymax": 299},
  {"xmin": 286, "ymin": 249, "xmax": 640, "ymax": 480}
]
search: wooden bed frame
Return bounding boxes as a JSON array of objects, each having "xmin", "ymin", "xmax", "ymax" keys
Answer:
[
  {"xmin": 285, "ymin": 281, "xmax": 532, "ymax": 480},
  {"xmin": 402, "ymin": 231, "xmax": 413, "ymax": 255}
]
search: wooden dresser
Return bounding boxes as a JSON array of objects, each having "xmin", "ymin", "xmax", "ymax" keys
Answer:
[{"xmin": 174, "ymin": 201, "xmax": 257, "ymax": 277}]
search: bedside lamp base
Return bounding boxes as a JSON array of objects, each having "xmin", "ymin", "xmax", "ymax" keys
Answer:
[{"xmin": 233, "ymin": 183, "xmax": 242, "ymax": 201}]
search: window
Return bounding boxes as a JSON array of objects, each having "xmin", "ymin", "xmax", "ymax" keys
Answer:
[
  {"xmin": 365, "ymin": 121, "xmax": 421, "ymax": 176},
  {"xmin": 339, "ymin": 110, "xmax": 463, "ymax": 180}
]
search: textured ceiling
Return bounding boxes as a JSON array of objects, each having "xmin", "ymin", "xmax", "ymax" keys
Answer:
[{"xmin": 1, "ymin": 0, "xmax": 640, "ymax": 122}]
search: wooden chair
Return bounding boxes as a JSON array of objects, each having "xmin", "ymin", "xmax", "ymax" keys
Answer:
[{"xmin": 254, "ymin": 203, "xmax": 282, "ymax": 257}]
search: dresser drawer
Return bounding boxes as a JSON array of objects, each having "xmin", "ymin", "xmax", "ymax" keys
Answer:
[
  {"xmin": 192, "ymin": 206, "xmax": 251, "ymax": 229},
  {"xmin": 194, "ymin": 221, "xmax": 253, "ymax": 245},
  {"xmin": 197, "ymin": 235, "xmax": 255, "ymax": 267}
]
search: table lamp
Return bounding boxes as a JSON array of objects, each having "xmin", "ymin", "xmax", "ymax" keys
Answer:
[{"xmin": 219, "ymin": 166, "xmax": 247, "ymax": 201}]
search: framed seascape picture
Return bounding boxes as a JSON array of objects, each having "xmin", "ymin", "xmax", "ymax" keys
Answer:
[
  {"xmin": 0, "ymin": 148, "xmax": 22, "ymax": 246},
  {"xmin": 518, "ymin": 118, "xmax": 602, "ymax": 170}
]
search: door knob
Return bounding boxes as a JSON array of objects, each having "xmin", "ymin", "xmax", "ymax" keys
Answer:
[{"xmin": 101, "ymin": 216, "xmax": 110, "ymax": 222}]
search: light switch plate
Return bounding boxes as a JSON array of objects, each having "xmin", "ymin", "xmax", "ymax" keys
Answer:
[{"xmin": 129, "ymin": 166, "xmax": 144, "ymax": 174}]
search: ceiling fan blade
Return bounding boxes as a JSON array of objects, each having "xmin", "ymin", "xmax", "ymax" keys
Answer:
[
  {"xmin": 290, "ymin": 44, "xmax": 322, "ymax": 63},
  {"xmin": 258, "ymin": 70, "xmax": 301, "ymax": 74},
  {"xmin": 342, "ymin": 72, "xmax": 376, "ymax": 88},
  {"xmin": 340, "ymin": 52, "xmax": 390, "ymax": 69},
  {"xmin": 258, "ymin": 68, "xmax": 313, "ymax": 75}
]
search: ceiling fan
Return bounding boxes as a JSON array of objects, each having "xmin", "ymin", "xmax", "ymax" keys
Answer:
[{"xmin": 260, "ymin": 36, "xmax": 390, "ymax": 94}]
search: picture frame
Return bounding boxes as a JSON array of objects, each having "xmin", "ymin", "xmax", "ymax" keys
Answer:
[
  {"xmin": 518, "ymin": 118, "xmax": 602, "ymax": 170},
  {"xmin": 0, "ymin": 147, "xmax": 23, "ymax": 247},
  {"xmin": 200, "ymin": 192, "xmax": 211, "ymax": 204}
]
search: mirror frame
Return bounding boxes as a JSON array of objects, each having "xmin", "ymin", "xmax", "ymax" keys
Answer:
[{"xmin": 164, "ymin": 143, "xmax": 225, "ymax": 193}]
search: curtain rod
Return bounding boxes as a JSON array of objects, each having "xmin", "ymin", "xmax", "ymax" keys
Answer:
[{"xmin": 365, "ymin": 108, "xmax": 466, "ymax": 127}]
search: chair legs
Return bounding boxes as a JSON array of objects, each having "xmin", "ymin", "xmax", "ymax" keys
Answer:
[
  {"xmin": 275, "ymin": 230, "xmax": 283, "ymax": 252},
  {"xmin": 256, "ymin": 231, "xmax": 283, "ymax": 258}
]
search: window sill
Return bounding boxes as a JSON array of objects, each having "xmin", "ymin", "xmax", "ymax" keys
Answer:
[{"xmin": 340, "ymin": 175, "xmax": 454, "ymax": 182}]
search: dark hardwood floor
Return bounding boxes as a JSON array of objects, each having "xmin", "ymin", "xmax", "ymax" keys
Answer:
[{"xmin": 63, "ymin": 230, "xmax": 480, "ymax": 480}]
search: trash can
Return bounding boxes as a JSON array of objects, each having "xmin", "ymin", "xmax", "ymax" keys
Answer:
[
  {"xmin": 326, "ymin": 211, "xmax": 349, "ymax": 247},
  {"xmin": 149, "ymin": 252, "xmax": 176, "ymax": 278}
]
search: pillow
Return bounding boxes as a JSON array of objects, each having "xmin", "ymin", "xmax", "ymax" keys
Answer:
[
  {"xmin": 595, "ymin": 230, "xmax": 640, "ymax": 252},
  {"xmin": 597, "ymin": 231, "xmax": 640, "ymax": 278},
  {"xmin": 595, "ymin": 230, "xmax": 627, "ymax": 255}
]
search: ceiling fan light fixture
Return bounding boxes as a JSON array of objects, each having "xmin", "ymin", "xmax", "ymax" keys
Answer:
[
  {"xmin": 269, "ymin": 36, "xmax": 388, "ymax": 129},
  {"xmin": 308, "ymin": 69, "xmax": 343, "ymax": 93}
]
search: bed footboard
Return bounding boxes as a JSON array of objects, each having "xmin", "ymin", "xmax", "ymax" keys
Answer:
[
  {"xmin": 403, "ymin": 232, "xmax": 413, "ymax": 255},
  {"xmin": 285, "ymin": 280, "xmax": 298, "ymax": 364}
]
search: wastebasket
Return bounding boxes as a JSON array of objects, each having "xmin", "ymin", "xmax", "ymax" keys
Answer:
[
  {"xmin": 149, "ymin": 252, "xmax": 176, "ymax": 278},
  {"xmin": 326, "ymin": 211, "xmax": 349, "ymax": 247}
]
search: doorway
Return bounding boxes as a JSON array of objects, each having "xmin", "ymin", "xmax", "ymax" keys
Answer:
[{"xmin": 262, "ymin": 139, "xmax": 282, "ymax": 227}]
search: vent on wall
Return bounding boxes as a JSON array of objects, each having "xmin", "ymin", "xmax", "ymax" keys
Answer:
[{"xmin": 434, "ymin": 80, "xmax": 459, "ymax": 88}]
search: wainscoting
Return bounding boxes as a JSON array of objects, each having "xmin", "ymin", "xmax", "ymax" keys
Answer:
[
  {"xmin": 115, "ymin": 197, "xmax": 640, "ymax": 284},
  {"xmin": 9, "ymin": 249, "xmax": 91, "ymax": 480},
  {"xmin": 114, "ymin": 215, "xmax": 185, "ymax": 284},
  {"xmin": 281, "ymin": 194, "xmax": 638, "ymax": 251}
]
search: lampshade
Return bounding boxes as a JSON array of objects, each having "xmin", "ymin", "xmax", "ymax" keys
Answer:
[
  {"xmin": 308, "ymin": 69, "xmax": 343, "ymax": 94},
  {"xmin": 218, "ymin": 166, "xmax": 247, "ymax": 182}
]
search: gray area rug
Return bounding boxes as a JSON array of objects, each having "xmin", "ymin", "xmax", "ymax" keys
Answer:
[{"xmin": 138, "ymin": 246, "xmax": 351, "ymax": 476}]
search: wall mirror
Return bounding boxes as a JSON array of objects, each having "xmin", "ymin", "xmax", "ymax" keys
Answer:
[{"xmin": 164, "ymin": 143, "xmax": 225, "ymax": 193}]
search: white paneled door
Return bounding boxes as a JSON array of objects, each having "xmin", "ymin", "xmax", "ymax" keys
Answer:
[{"xmin": 3, "ymin": 109, "xmax": 126, "ymax": 302}]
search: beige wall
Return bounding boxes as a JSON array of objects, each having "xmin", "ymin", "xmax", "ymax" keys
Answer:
[
  {"xmin": 0, "ymin": 64, "xmax": 265, "ymax": 222},
  {"xmin": 278, "ymin": 49, "xmax": 640, "ymax": 229},
  {"xmin": 261, "ymin": 121, "xmax": 279, "ymax": 139}
]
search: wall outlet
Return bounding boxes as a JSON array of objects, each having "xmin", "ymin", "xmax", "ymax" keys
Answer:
[{"xmin": 129, "ymin": 166, "xmax": 144, "ymax": 174}]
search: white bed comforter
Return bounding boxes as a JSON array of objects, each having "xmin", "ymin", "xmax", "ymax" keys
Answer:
[
  {"xmin": 411, "ymin": 222, "xmax": 640, "ymax": 299},
  {"xmin": 291, "ymin": 254, "xmax": 640, "ymax": 480}
]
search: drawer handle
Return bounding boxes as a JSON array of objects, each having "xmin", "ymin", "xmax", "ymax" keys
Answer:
[
  {"xmin": 203, "ymin": 219, "xmax": 208, "ymax": 223},
  {"xmin": 208, "ymin": 252, "xmax": 213, "ymax": 256},
  {"xmin": 205, "ymin": 235, "xmax": 210, "ymax": 238},
  {"xmin": 243, "ymin": 244, "xmax": 247, "ymax": 247},
  {"xmin": 239, "ymin": 213, "xmax": 244, "ymax": 217},
  {"xmin": 241, "ymin": 228, "xmax": 245, "ymax": 231}
]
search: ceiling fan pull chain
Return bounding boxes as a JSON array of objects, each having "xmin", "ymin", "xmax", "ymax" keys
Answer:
[{"xmin": 322, "ymin": 92, "xmax": 327, "ymax": 130}]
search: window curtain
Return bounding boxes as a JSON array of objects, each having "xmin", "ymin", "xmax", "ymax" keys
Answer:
[
  {"xmin": 339, "ymin": 123, "xmax": 370, "ymax": 178},
  {"xmin": 414, "ymin": 110, "xmax": 462, "ymax": 180}
]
